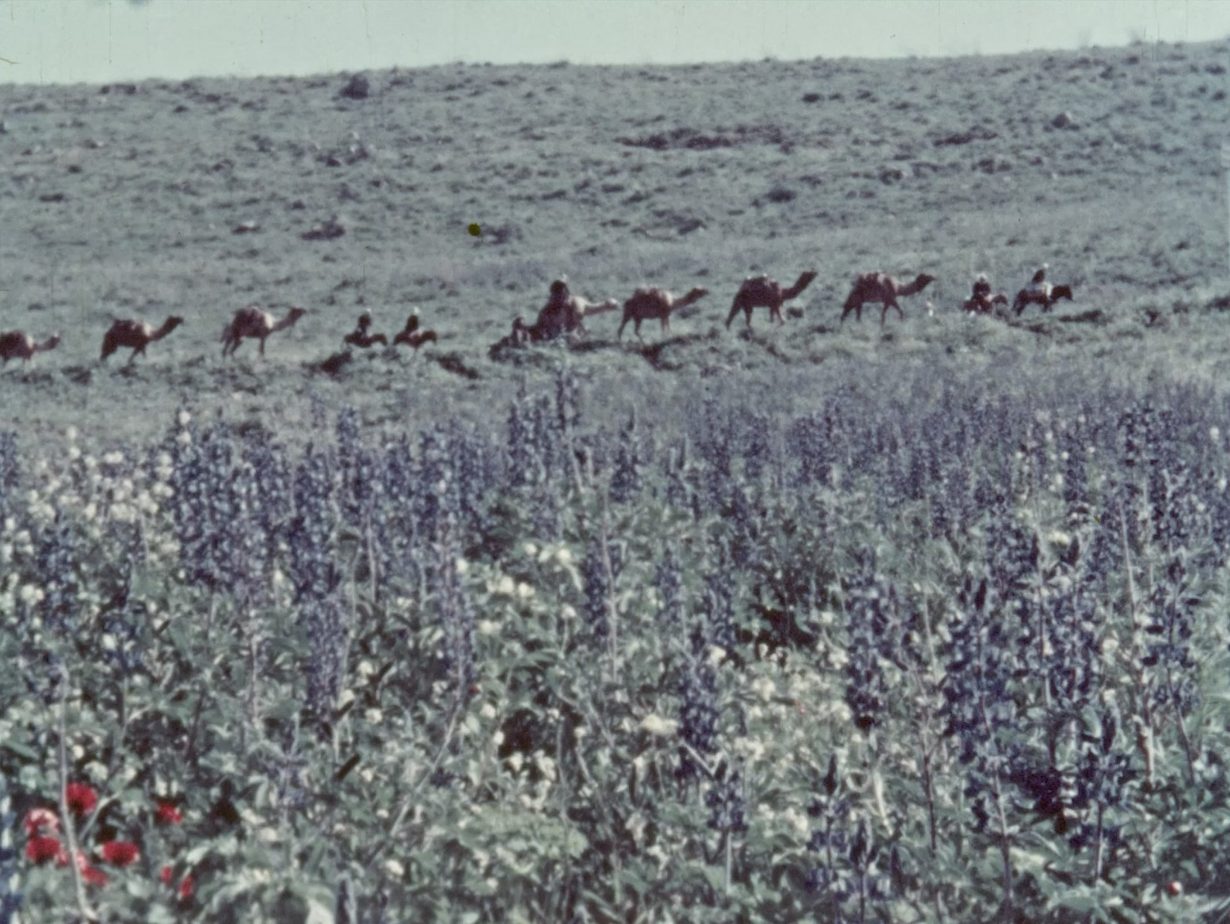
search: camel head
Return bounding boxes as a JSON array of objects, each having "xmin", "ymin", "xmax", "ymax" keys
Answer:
[
  {"xmin": 915, "ymin": 274, "xmax": 936, "ymax": 289},
  {"xmin": 42, "ymin": 333, "xmax": 62, "ymax": 351},
  {"xmin": 798, "ymin": 271, "xmax": 819, "ymax": 287},
  {"xmin": 549, "ymin": 279, "xmax": 569, "ymax": 297},
  {"xmin": 686, "ymin": 286, "xmax": 710, "ymax": 301},
  {"xmin": 164, "ymin": 316, "xmax": 186, "ymax": 333},
  {"xmin": 286, "ymin": 307, "xmax": 307, "ymax": 323}
]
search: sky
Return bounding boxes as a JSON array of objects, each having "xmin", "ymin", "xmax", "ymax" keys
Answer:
[{"xmin": 1, "ymin": 0, "xmax": 1229, "ymax": 85}]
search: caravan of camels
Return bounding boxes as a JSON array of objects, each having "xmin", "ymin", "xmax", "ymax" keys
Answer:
[{"xmin": 0, "ymin": 265, "xmax": 1071, "ymax": 368}]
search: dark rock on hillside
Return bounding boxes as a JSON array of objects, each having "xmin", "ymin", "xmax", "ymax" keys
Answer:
[
  {"xmin": 314, "ymin": 351, "xmax": 353, "ymax": 376},
  {"xmin": 302, "ymin": 216, "xmax": 346, "ymax": 241},
  {"xmin": 340, "ymin": 74, "xmax": 370, "ymax": 100},
  {"xmin": 934, "ymin": 127, "xmax": 999, "ymax": 146}
]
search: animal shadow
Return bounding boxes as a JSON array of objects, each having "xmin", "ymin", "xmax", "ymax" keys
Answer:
[{"xmin": 632, "ymin": 331, "xmax": 711, "ymax": 371}]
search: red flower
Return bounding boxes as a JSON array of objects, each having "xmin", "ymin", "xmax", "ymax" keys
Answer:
[
  {"xmin": 161, "ymin": 865, "xmax": 194, "ymax": 902},
  {"xmin": 154, "ymin": 800, "xmax": 183, "ymax": 825},
  {"xmin": 25, "ymin": 835, "xmax": 65, "ymax": 866},
  {"xmin": 80, "ymin": 863, "xmax": 109, "ymax": 888},
  {"xmin": 100, "ymin": 840, "xmax": 140, "ymax": 867},
  {"xmin": 23, "ymin": 807, "xmax": 60, "ymax": 838},
  {"xmin": 65, "ymin": 782, "xmax": 98, "ymax": 818}
]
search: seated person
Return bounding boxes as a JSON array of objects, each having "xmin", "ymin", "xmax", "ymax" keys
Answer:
[{"xmin": 343, "ymin": 311, "xmax": 388, "ymax": 348}]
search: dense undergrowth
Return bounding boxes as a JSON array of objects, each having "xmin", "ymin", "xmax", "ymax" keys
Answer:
[{"xmin": 2, "ymin": 359, "xmax": 1230, "ymax": 922}]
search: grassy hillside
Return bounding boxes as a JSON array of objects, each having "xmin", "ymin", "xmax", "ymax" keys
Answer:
[{"xmin": 1, "ymin": 39, "xmax": 1228, "ymax": 444}]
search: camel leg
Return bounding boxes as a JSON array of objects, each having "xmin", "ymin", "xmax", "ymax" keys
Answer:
[
  {"xmin": 725, "ymin": 303, "xmax": 741, "ymax": 329},
  {"xmin": 883, "ymin": 298, "xmax": 904, "ymax": 325},
  {"xmin": 259, "ymin": 337, "xmax": 266, "ymax": 357}
]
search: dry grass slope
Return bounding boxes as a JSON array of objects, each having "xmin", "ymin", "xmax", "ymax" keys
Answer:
[{"xmin": 1, "ymin": 40, "xmax": 1228, "ymax": 444}]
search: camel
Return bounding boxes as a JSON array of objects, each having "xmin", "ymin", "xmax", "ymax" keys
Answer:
[
  {"xmin": 725, "ymin": 271, "xmax": 817, "ymax": 329},
  {"xmin": 392, "ymin": 313, "xmax": 438, "ymax": 350},
  {"xmin": 618, "ymin": 286, "xmax": 709, "ymax": 339},
  {"xmin": 1013, "ymin": 283, "xmax": 1074, "ymax": 315},
  {"xmin": 840, "ymin": 272, "xmax": 936, "ymax": 325},
  {"xmin": 220, "ymin": 305, "xmax": 306, "ymax": 357},
  {"xmin": 511, "ymin": 279, "xmax": 618, "ymax": 344},
  {"xmin": 100, "ymin": 316, "xmax": 184, "ymax": 363},
  {"xmin": 0, "ymin": 330, "xmax": 60, "ymax": 365}
]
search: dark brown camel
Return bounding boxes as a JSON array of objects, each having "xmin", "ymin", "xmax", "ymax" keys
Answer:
[
  {"xmin": 726, "ymin": 271, "xmax": 817, "ymax": 329},
  {"xmin": 0, "ymin": 330, "xmax": 60, "ymax": 364},
  {"xmin": 100, "ymin": 316, "xmax": 184, "ymax": 363},
  {"xmin": 841, "ymin": 272, "xmax": 936, "ymax": 325}
]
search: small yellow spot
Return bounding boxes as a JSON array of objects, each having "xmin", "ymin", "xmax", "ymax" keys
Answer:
[{"xmin": 467, "ymin": 222, "xmax": 482, "ymax": 237}]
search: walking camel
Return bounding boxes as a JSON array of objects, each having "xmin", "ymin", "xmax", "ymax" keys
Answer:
[
  {"xmin": 221, "ymin": 305, "xmax": 307, "ymax": 357},
  {"xmin": 619, "ymin": 286, "xmax": 709, "ymax": 339},
  {"xmin": 841, "ymin": 272, "xmax": 936, "ymax": 325},
  {"xmin": 0, "ymin": 331, "xmax": 61, "ymax": 365},
  {"xmin": 100, "ymin": 316, "xmax": 184, "ymax": 363},
  {"xmin": 725, "ymin": 271, "xmax": 817, "ymax": 329}
]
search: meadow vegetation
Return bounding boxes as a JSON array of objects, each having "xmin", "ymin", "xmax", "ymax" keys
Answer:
[{"xmin": 1, "ymin": 36, "xmax": 1230, "ymax": 923}]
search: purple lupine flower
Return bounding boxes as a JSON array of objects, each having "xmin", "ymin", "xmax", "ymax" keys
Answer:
[
  {"xmin": 0, "ymin": 431, "xmax": 18, "ymax": 514},
  {"xmin": 0, "ymin": 773, "xmax": 22, "ymax": 924},
  {"xmin": 582, "ymin": 537, "xmax": 611, "ymax": 645},
  {"xmin": 609, "ymin": 410, "xmax": 642, "ymax": 504}
]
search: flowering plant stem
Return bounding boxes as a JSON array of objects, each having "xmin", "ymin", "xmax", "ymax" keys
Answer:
[{"xmin": 57, "ymin": 676, "xmax": 96, "ymax": 923}]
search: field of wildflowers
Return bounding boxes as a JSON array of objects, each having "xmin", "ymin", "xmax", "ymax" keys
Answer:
[{"xmin": 2, "ymin": 356, "xmax": 1229, "ymax": 922}]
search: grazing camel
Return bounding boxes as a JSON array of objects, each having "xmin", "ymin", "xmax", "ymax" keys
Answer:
[
  {"xmin": 840, "ymin": 272, "xmax": 936, "ymax": 325},
  {"xmin": 0, "ymin": 330, "xmax": 61, "ymax": 365},
  {"xmin": 619, "ymin": 286, "xmax": 709, "ymax": 339},
  {"xmin": 511, "ymin": 279, "xmax": 618, "ymax": 344},
  {"xmin": 1012, "ymin": 283, "xmax": 1074, "ymax": 315},
  {"xmin": 725, "ymin": 271, "xmax": 817, "ymax": 329},
  {"xmin": 343, "ymin": 312, "xmax": 388, "ymax": 349},
  {"xmin": 220, "ymin": 305, "xmax": 307, "ymax": 357},
  {"xmin": 100, "ymin": 316, "xmax": 184, "ymax": 363},
  {"xmin": 392, "ymin": 313, "xmax": 438, "ymax": 350}
]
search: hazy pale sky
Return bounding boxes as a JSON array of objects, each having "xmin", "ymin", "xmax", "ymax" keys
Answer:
[{"xmin": 2, "ymin": 0, "xmax": 1229, "ymax": 85}]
